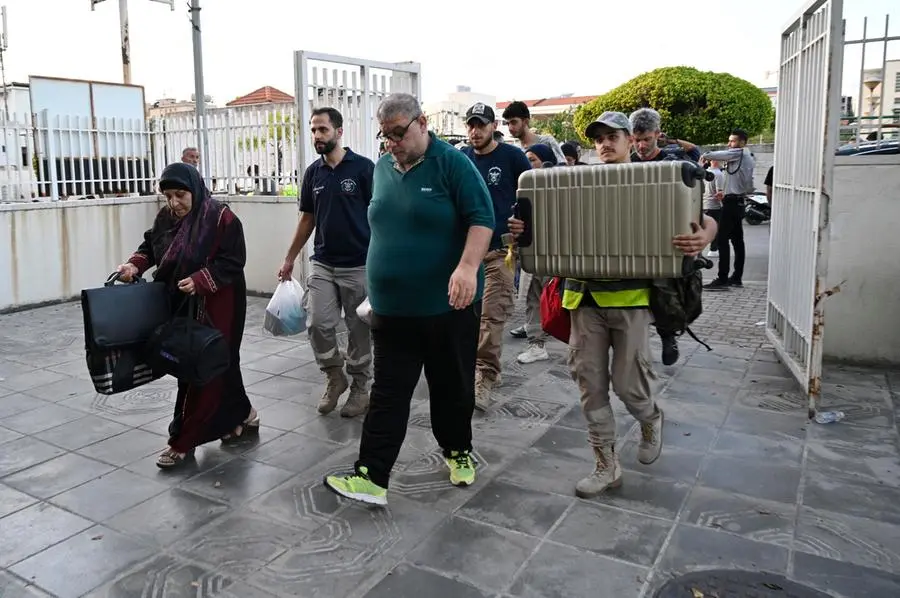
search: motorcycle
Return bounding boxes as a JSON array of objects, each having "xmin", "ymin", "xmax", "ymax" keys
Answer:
[{"xmin": 744, "ymin": 192, "xmax": 771, "ymax": 225}]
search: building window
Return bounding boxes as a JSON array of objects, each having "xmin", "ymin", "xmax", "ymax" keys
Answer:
[{"xmin": 895, "ymin": 72, "xmax": 900, "ymax": 93}]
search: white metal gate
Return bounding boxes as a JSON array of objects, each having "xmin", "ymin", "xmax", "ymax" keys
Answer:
[
  {"xmin": 766, "ymin": 0, "xmax": 844, "ymax": 416},
  {"xmin": 293, "ymin": 52, "xmax": 421, "ymax": 167}
]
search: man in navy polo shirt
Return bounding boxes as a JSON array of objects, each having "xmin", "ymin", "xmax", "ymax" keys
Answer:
[
  {"xmin": 461, "ymin": 102, "xmax": 532, "ymax": 412},
  {"xmin": 279, "ymin": 107, "xmax": 375, "ymax": 418}
]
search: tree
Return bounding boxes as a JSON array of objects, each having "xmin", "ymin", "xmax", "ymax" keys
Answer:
[
  {"xmin": 573, "ymin": 67, "xmax": 773, "ymax": 146},
  {"xmin": 533, "ymin": 107, "xmax": 581, "ymax": 145},
  {"xmin": 237, "ymin": 110, "xmax": 295, "ymax": 173}
]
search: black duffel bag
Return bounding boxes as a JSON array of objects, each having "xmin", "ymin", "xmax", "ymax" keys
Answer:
[
  {"xmin": 146, "ymin": 296, "xmax": 230, "ymax": 386},
  {"xmin": 82, "ymin": 271, "xmax": 171, "ymax": 394}
]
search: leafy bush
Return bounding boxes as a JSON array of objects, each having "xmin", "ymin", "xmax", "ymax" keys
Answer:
[{"xmin": 573, "ymin": 67, "xmax": 773, "ymax": 146}]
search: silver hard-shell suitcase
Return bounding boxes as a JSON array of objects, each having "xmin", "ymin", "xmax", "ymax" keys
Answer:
[{"xmin": 515, "ymin": 161, "xmax": 707, "ymax": 279}]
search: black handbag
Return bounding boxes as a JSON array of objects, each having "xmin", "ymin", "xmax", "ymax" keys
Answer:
[
  {"xmin": 81, "ymin": 271, "xmax": 171, "ymax": 394},
  {"xmin": 145, "ymin": 296, "xmax": 230, "ymax": 386}
]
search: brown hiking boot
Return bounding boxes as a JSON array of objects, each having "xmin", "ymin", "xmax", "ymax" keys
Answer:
[
  {"xmin": 575, "ymin": 445, "xmax": 623, "ymax": 498},
  {"xmin": 340, "ymin": 377, "xmax": 370, "ymax": 418},
  {"xmin": 638, "ymin": 408, "xmax": 664, "ymax": 465},
  {"xmin": 318, "ymin": 367, "xmax": 349, "ymax": 415},
  {"xmin": 474, "ymin": 370, "xmax": 500, "ymax": 412}
]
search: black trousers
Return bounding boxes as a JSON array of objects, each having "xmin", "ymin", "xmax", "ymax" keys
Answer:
[
  {"xmin": 704, "ymin": 208, "xmax": 722, "ymax": 252},
  {"xmin": 356, "ymin": 301, "xmax": 481, "ymax": 488},
  {"xmin": 716, "ymin": 196, "xmax": 746, "ymax": 282}
]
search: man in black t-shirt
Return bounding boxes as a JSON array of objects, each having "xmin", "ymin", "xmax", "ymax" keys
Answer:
[
  {"xmin": 278, "ymin": 107, "xmax": 375, "ymax": 419},
  {"xmin": 630, "ymin": 109, "xmax": 701, "ymax": 163},
  {"xmin": 764, "ymin": 166, "xmax": 773, "ymax": 203},
  {"xmin": 461, "ymin": 103, "xmax": 532, "ymax": 412}
]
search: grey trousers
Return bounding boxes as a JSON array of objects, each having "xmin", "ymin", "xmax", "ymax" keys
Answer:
[{"xmin": 306, "ymin": 262, "xmax": 371, "ymax": 381}]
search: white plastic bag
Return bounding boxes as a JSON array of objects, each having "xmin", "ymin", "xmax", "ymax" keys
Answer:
[
  {"xmin": 356, "ymin": 296, "xmax": 373, "ymax": 326},
  {"xmin": 264, "ymin": 278, "xmax": 307, "ymax": 336}
]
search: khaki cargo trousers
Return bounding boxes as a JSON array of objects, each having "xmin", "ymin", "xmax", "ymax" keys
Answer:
[
  {"xmin": 475, "ymin": 249, "xmax": 516, "ymax": 381},
  {"xmin": 567, "ymin": 306, "xmax": 659, "ymax": 448}
]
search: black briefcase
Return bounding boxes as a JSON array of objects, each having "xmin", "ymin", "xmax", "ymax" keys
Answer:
[
  {"xmin": 81, "ymin": 271, "xmax": 171, "ymax": 394},
  {"xmin": 146, "ymin": 297, "xmax": 230, "ymax": 387}
]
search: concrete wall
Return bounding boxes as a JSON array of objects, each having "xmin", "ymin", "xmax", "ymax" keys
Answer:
[
  {"xmin": 0, "ymin": 196, "xmax": 303, "ymax": 312},
  {"xmin": 823, "ymin": 155, "xmax": 900, "ymax": 365}
]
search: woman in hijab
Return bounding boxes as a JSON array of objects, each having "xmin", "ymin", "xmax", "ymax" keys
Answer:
[
  {"xmin": 525, "ymin": 143, "xmax": 558, "ymax": 169},
  {"xmin": 116, "ymin": 162, "xmax": 259, "ymax": 468}
]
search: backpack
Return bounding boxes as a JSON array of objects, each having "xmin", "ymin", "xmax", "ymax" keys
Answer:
[{"xmin": 649, "ymin": 258, "xmax": 712, "ymax": 352}]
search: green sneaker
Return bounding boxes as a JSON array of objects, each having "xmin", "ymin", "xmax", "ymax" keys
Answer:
[
  {"xmin": 323, "ymin": 466, "xmax": 387, "ymax": 506},
  {"xmin": 446, "ymin": 450, "xmax": 476, "ymax": 487}
]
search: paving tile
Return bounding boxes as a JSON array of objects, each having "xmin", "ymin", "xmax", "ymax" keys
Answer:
[
  {"xmin": 244, "ymin": 354, "xmax": 304, "ymax": 376},
  {"xmin": 711, "ymin": 428, "xmax": 804, "ymax": 466},
  {"xmin": 549, "ymin": 501, "xmax": 672, "ymax": 566},
  {"xmin": 34, "ymin": 416, "xmax": 131, "ymax": 451},
  {"xmin": 105, "ymin": 488, "xmax": 230, "ymax": 547},
  {"xmin": 171, "ymin": 511, "xmax": 306, "ymax": 577},
  {"xmin": 0, "ymin": 393, "xmax": 52, "ymax": 418},
  {"xmin": 794, "ymin": 506, "xmax": 900, "ymax": 574},
  {"xmin": 10, "ymin": 525, "xmax": 156, "ymax": 598},
  {"xmin": 656, "ymin": 524, "xmax": 789, "ymax": 576},
  {"xmin": 661, "ymin": 379, "xmax": 738, "ymax": 405},
  {"xmin": 0, "ymin": 502, "xmax": 93, "ymax": 568},
  {"xmin": 295, "ymin": 411, "xmax": 365, "ymax": 445},
  {"xmin": 363, "ymin": 563, "xmax": 493, "ymax": 598},
  {"xmin": 0, "ymin": 437, "xmax": 67, "ymax": 478},
  {"xmin": 24, "ymin": 376, "xmax": 97, "ymax": 402},
  {"xmin": 0, "ymin": 570, "xmax": 54, "ymax": 597},
  {"xmin": 122, "ymin": 444, "xmax": 240, "ymax": 486},
  {"xmin": 806, "ymin": 420, "xmax": 900, "ymax": 454},
  {"xmin": 656, "ymin": 396, "xmax": 729, "ymax": 429},
  {"xmin": 255, "ymin": 400, "xmax": 320, "ymax": 432},
  {"xmin": 722, "ymin": 404, "xmax": 810, "ymax": 440},
  {"xmin": 791, "ymin": 551, "xmax": 900, "ymax": 598},
  {"xmin": 77, "ymin": 428, "xmax": 167, "ymax": 467},
  {"xmin": 3, "ymin": 452, "xmax": 116, "ymax": 499},
  {"xmin": 0, "ymin": 370, "xmax": 69, "ymax": 393},
  {"xmin": 803, "ymin": 472, "xmax": 900, "ymax": 526},
  {"xmin": 0, "ymin": 482, "xmax": 38, "ymax": 519},
  {"xmin": 249, "ymin": 373, "xmax": 324, "ymax": 402},
  {"xmin": 0, "ymin": 424, "xmax": 23, "ymax": 448},
  {"xmin": 0, "ymin": 360, "xmax": 40, "ymax": 379},
  {"xmin": 498, "ymin": 446, "xmax": 590, "ymax": 498},
  {"xmin": 456, "ymin": 479, "xmax": 572, "ymax": 538},
  {"xmin": 671, "ymin": 365, "xmax": 745, "ymax": 388},
  {"xmin": 508, "ymin": 541, "xmax": 647, "ymax": 598},
  {"xmin": 406, "ymin": 516, "xmax": 539, "ymax": 593},
  {"xmin": 805, "ymin": 440, "xmax": 900, "ymax": 488},
  {"xmin": 467, "ymin": 397, "xmax": 566, "ymax": 448},
  {"xmin": 680, "ymin": 485, "xmax": 795, "ymax": 547},
  {"xmin": 61, "ymin": 385, "xmax": 176, "ymax": 427},
  {"xmin": 3, "ymin": 403, "xmax": 87, "ymax": 435},
  {"xmin": 541, "ymin": 405, "xmax": 636, "ymax": 439},
  {"xmin": 178, "ymin": 457, "xmax": 295, "ymax": 505},
  {"xmin": 82, "ymin": 553, "xmax": 240, "ymax": 598},
  {"xmin": 50, "ymin": 469, "xmax": 169, "ymax": 522},
  {"xmin": 586, "ymin": 470, "xmax": 693, "ymax": 520},
  {"xmin": 683, "ymin": 352, "xmax": 749, "ymax": 373},
  {"xmin": 699, "ymin": 455, "xmax": 801, "ymax": 504},
  {"xmin": 617, "ymin": 443, "xmax": 705, "ymax": 483},
  {"xmin": 243, "ymin": 430, "xmax": 340, "ymax": 472}
]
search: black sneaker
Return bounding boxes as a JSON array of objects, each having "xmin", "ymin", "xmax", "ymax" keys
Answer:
[
  {"xmin": 728, "ymin": 278, "xmax": 743, "ymax": 287},
  {"xmin": 661, "ymin": 335, "xmax": 679, "ymax": 366},
  {"xmin": 704, "ymin": 278, "xmax": 731, "ymax": 290}
]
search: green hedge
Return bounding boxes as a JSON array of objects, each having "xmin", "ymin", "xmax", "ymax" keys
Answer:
[{"xmin": 573, "ymin": 66, "xmax": 774, "ymax": 146}]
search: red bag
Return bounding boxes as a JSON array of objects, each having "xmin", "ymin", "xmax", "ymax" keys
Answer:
[{"xmin": 540, "ymin": 277, "xmax": 570, "ymax": 343}]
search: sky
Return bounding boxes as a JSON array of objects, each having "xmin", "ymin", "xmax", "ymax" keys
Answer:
[{"xmin": 1, "ymin": 0, "xmax": 897, "ymax": 106}]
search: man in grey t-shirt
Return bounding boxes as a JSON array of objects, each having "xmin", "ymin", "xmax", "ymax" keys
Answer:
[
  {"xmin": 700, "ymin": 128, "xmax": 755, "ymax": 289},
  {"xmin": 501, "ymin": 101, "xmax": 566, "ymax": 164}
]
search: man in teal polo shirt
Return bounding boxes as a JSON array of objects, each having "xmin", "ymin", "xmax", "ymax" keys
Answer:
[{"xmin": 324, "ymin": 92, "xmax": 495, "ymax": 506}]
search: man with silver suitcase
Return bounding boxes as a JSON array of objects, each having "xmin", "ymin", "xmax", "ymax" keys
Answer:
[{"xmin": 508, "ymin": 111, "xmax": 717, "ymax": 498}]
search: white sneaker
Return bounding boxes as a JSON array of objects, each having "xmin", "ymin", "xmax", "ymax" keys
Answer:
[
  {"xmin": 707, "ymin": 250, "xmax": 719, "ymax": 258},
  {"xmin": 517, "ymin": 344, "xmax": 549, "ymax": 364}
]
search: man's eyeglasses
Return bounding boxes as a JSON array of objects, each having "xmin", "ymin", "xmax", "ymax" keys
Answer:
[{"xmin": 377, "ymin": 115, "xmax": 420, "ymax": 143}]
